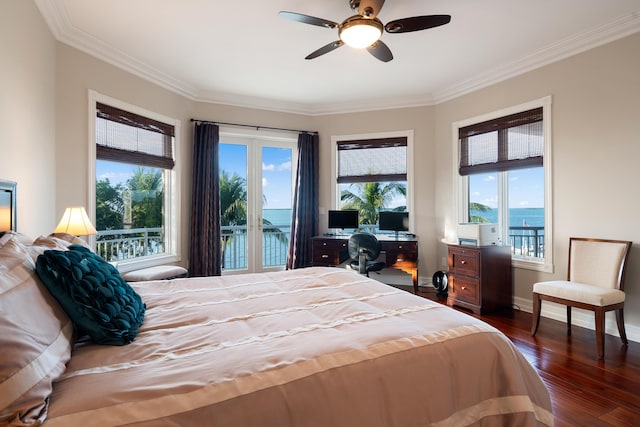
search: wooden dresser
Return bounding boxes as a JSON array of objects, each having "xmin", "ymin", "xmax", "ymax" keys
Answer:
[
  {"xmin": 446, "ymin": 244, "xmax": 512, "ymax": 314},
  {"xmin": 312, "ymin": 235, "xmax": 419, "ymax": 293}
]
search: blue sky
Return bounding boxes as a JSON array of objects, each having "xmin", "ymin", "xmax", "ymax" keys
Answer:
[
  {"xmin": 219, "ymin": 143, "xmax": 293, "ymax": 210},
  {"xmin": 469, "ymin": 168, "xmax": 544, "ymax": 209}
]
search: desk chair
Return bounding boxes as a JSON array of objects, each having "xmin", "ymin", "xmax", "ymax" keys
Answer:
[
  {"xmin": 348, "ymin": 233, "xmax": 385, "ymax": 277},
  {"xmin": 531, "ymin": 237, "xmax": 632, "ymax": 359}
]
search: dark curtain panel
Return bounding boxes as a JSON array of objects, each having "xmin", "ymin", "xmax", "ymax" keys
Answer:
[
  {"xmin": 189, "ymin": 123, "xmax": 222, "ymax": 277},
  {"xmin": 287, "ymin": 132, "xmax": 319, "ymax": 269}
]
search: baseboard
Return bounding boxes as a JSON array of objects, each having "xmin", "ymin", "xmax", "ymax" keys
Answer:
[{"xmin": 514, "ymin": 296, "xmax": 640, "ymax": 344}]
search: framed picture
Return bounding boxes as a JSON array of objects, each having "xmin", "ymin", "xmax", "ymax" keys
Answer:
[{"xmin": 0, "ymin": 179, "xmax": 17, "ymax": 233}]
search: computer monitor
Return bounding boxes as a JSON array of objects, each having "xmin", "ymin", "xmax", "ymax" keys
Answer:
[
  {"xmin": 328, "ymin": 209, "xmax": 359, "ymax": 231},
  {"xmin": 379, "ymin": 211, "xmax": 409, "ymax": 237}
]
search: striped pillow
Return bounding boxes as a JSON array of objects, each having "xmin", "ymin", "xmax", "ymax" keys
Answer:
[{"xmin": 0, "ymin": 238, "xmax": 73, "ymax": 425}]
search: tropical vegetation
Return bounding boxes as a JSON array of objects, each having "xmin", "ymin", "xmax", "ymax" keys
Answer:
[
  {"xmin": 95, "ymin": 166, "xmax": 162, "ymax": 231},
  {"xmin": 469, "ymin": 202, "xmax": 492, "ymax": 223},
  {"xmin": 340, "ymin": 181, "xmax": 406, "ymax": 225}
]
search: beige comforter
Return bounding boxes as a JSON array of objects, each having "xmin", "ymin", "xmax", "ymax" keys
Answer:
[{"xmin": 46, "ymin": 267, "xmax": 553, "ymax": 426}]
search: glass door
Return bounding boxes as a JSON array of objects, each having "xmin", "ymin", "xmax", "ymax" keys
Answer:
[{"xmin": 219, "ymin": 132, "xmax": 296, "ymax": 273}]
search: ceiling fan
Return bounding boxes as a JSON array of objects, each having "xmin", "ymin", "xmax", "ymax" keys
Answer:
[{"xmin": 279, "ymin": 0, "xmax": 451, "ymax": 62}]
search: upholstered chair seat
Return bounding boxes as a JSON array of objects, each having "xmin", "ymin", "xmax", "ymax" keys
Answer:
[
  {"xmin": 533, "ymin": 281, "xmax": 625, "ymax": 307},
  {"xmin": 531, "ymin": 237, "xmax": 632, "ymax": 359}
]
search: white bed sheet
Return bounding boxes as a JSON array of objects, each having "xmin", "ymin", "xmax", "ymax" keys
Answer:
[{"xmin": 45, "ymin": 267, "xmax": 553, "ymax": 426}]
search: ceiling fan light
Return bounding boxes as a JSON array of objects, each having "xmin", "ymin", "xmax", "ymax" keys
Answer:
[{"xmin": 339, "ymin": 17, "xmax": 383, "ymax": 48}]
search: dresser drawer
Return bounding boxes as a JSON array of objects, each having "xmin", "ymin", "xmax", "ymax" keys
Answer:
[
  {"xmin": 449, "ymin": 248, "xmax": 480, "ymax": 276},
  {"xmin": 312, "ymin": 239, "xmax": 348, "ymax": 266},
  {"xmin": 383, "ymin": 241, "xmax": 418, "ymax": 267},
  {"xmin": 450, "ymin": 276, "xmax": 479, "ymax": 305}
]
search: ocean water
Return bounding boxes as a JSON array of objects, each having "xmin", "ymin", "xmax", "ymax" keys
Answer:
[
  {"xmin": 263, "ymin": 208, "xmax": 292, "ymax": 226},
  {"xmin": 470, "ymin": 208, "xmax": 544, "ymax": 228}
]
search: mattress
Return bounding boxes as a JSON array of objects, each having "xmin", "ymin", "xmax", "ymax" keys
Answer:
[{"xmin": 45, "ymin": 267, "xmax": 553, "ymax": 426}]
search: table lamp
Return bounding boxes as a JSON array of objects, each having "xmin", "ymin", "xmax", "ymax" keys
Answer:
[{"xmin": 54, "ymin": 206, "xmax": 97, "ymax": 236}]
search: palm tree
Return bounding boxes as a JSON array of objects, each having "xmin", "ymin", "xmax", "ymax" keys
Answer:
[
  {"xmin": 126, "ymin": 167, "xmax": 163, "ymax": 228},
  {"xmin": 469, "ymin": 202, "xmax": 492, "ymax": 223},
  {"xmin": 219, "ymin": 171, "xmax": 247, "ymax": 227},
  {"xmin": 340, "ymin": 181, "xmax": 406, "ymax": 225},
  {"xmin": 219, "ymin": 171, "xmax": 287, "ymax": 268}
]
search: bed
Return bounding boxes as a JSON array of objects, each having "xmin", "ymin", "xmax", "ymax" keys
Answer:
[{"xmin": 1, "ymin": 231, "xmax": 553, "ymax": 426}]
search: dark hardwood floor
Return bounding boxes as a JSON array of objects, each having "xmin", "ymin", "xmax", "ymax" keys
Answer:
[{"xmin": 417, "ymin": 288, "xmax": 640, "ymax": 427}]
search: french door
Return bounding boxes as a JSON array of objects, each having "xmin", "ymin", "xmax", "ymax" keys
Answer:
[{"xmin": 219, "ymin": 131, "xmax": 297, "ymax": 273}]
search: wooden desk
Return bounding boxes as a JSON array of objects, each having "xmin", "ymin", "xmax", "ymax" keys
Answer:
[{"xmin": 312, "ymin": 235, "xmax": 419, "ymax": 293}]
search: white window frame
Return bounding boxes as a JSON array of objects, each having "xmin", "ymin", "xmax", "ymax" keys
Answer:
[
  {"xmin": 452, "ymin": 96, "xmax": 553, "ymax": 273},
  {"xmin": 88, "ymin": 90, "xmax": 181, "ymax": 272},
  {"xmin": 331, "ymin": 130, "xmax": 414, "ymax": 231}
]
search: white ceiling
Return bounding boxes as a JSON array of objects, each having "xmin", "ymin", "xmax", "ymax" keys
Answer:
[{"xmin": 36, "ymin": 0, "xmax": 640, "ymax": 115}]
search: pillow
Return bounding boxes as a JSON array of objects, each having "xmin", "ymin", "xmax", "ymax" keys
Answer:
[
  {"xmin": 0, "ymin": 231, "xmax": 32, "ymax": 248},
  {"xmin": 0, "ymin": 239, "xmax": 73, "ymax": 425},
  {"xmin": 48, "ymin": 232, "xmax": 92, "ymax": 250},
  {"xmin": 24, "ymin": 235, "xmax": 71, "ymax": 264},
  {"xmin": 36, "ymin": 245, "xmax": 146, "ymax": 346}
]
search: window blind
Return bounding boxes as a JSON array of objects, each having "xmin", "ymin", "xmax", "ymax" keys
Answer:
[
  {"xmin": 96, "ymin": 102, "xmax": 175, "ymax": 169},
  {"xmin": 337, "ymin": 137, "xmax": 407, "ymax": 183},
  {"xmin": 459, "ymin": 107, "xmax": 543, "ymax": 176}
]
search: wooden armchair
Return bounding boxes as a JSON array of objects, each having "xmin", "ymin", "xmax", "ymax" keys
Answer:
[{"xmin": 531, "ymin": 237, "xmax": 632, "ymax": 359}]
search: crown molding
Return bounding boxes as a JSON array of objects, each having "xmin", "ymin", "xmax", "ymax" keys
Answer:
[
  {"xmin": 35, "ymin": 1, "xmax": 640, "ymax": 115},
  {"xmin": 194, "ymin": 90, "xmax": 435, "ymax": 116},
  {"xmin": 433, "ymin": 11, "xmax": 640, "ymax": 104},
  {"xmin": 34, "ymin": 0, "xmax": 199, "ymax": 100}
]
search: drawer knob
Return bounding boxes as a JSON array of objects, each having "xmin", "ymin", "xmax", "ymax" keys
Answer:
[
  {"xmin": 398, "ymin": 245, "xmax": 403, "ymax": 249},
  {"xmin": 460, "ymin": 260, "xmax": 466, "ymax": 265},
  {"xmin": 323, "ymin": 242, "xmax": 327, "ymax": 246},
  {"xmin": 461, "ymin": 286, "xmax": 467, "ymax": 290},
  {"xmin": 321, "ymin": 254, "xmax": 328, "ymax": 259}
]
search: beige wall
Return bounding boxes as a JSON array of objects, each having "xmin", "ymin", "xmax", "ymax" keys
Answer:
[
  {"xmin": 0, "ymin": 0, "xmax": 57, "ymax": 237},
  {"xmin": 433, "ymin": 32, "xmax": 640, "ymax": 335},
  {"xmin": 312, "ymin": 107, "xmax": 438, "ymax": 276},
  {"xmin": 4, "ymin": 1, "xmax": 640, "ymax": 340}
]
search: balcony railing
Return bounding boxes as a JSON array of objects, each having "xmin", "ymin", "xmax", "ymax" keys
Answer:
[
  {"xmin": 96, "ymin": 227, "xmax": 164, "ymax": 262},
  {"xmin": 96, "ymin": 224, "xmax": 291, "ymax": 270},
  {"xmin": 96, "ymin": 224, "xmax": 543, "ymax": 268},
  {"xmin": 508, "ymin": 226, "xmax": 545, "ymax": 258},
  {"xmin": 221, "ymin": 224, "xmax": 291, "ymax": 270}
]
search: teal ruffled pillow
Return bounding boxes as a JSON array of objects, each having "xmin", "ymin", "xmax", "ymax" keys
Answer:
[{"xmin": 36, "ymin": 245, "xmax": 145, "ymax": 345}]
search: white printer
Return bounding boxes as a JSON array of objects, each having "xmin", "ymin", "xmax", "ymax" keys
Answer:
[{"xmin": 457, "ymin": 223, "xmax": 499, "ymax": 246}]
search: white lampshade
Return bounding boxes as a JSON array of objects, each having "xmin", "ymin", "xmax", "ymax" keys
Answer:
[
  {"xmin": 54, "ymin": 206, "xmax": 97, "ymax": 236},
  {"xmin": 339, "ymin": 17, "xmax": 383, "ymax": 48}
]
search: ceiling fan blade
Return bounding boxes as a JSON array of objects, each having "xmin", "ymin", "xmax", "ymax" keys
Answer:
[
  {"xmin": 385, "ymin": 15, "xmax": 451, "ymax": 33},
  {"xmin": 366, "ymin": 40, "xmax": 393, "ymax": 62},
  {"xmin": 357, "ymin": 0, "xmax": 385, "ymax": 18},
  {"xmin": 305, "ymin": 40, "xmax": 344, "ymax": 60},
  {"xmin": 279, "ymin": 11, "xmax": 338, "ymax": 29}
]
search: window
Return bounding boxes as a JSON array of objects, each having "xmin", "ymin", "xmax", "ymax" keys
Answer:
[
  {"xmin": 89, "ymin": 91, "xmax": 181, "ymax": 271},
  {"xmin": 332, "ymin": 131, "xmax": 413, "ymax": 234},
  {"xmin": 454, "ymin": 97, "xmax": 553, "ymax": 272},
  {"xmin": 218, "ymin": 129, "xmax": 297, "ymax": 273}
]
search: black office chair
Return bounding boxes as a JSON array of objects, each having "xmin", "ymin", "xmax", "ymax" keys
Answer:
[{"xmin": 348, "ymin": 233, "xmax": 385, "ymax": 277}]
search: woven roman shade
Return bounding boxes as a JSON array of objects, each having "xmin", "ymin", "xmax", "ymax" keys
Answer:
[
  {"xmin": 459, "ymin": 107, "xmax": 543, "ymax": 176},
  {"xmin": 96, "ymin": 103, "xmax": 175, "ymax": 169},
  {"xmin": 337, "ymin": 137, "xmax": 407, "ymax": 183}
]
